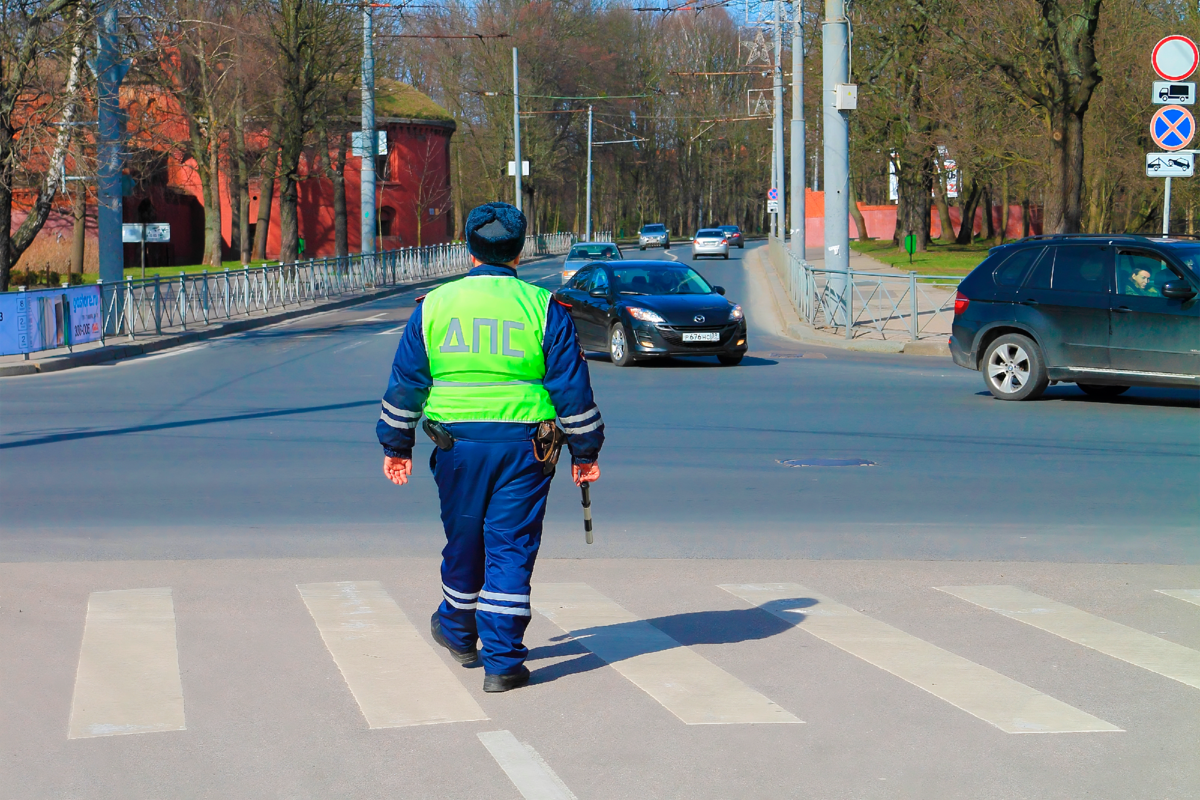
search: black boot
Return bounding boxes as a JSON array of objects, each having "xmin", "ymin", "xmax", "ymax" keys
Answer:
[
  {"xmin": 430, "ymin": 611, "xmax": 479, "ymax": 665},
  {"xmin": 483, "ymin": 665, "xmax": 530, "ymax": 693}
]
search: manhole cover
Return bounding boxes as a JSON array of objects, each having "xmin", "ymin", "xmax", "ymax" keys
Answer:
[{"xmin": 777, "ymin": 458, "xmax": 876, "ymax": 468}]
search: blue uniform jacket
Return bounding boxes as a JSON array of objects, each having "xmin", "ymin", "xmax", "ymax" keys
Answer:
[{"xmin": 376, "ymin": 264, "xmax": 604, "ymax": 464}]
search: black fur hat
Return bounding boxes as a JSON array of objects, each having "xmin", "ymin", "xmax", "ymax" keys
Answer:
[{"xmin": 465, "ymin": 202, "xmax": 527, "ymax": 264}]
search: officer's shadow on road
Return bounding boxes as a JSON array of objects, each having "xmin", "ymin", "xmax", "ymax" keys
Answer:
[{"xmin": 527, "ymin": 597, "xmax": 817, "ymax": 684}]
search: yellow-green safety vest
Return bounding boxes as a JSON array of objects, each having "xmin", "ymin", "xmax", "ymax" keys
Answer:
[{"xmin": 422, "ymin": 275, "xmax": 558, "ymax": 423}]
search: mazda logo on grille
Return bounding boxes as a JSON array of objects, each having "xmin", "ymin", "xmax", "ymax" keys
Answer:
[{"xmin": 693, "ymin": 314, "xmax": 705, "ymax": 323}]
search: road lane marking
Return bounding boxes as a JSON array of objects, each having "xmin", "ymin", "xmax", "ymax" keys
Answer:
[
  {"xmin": 68, "ymin": 588, "xmax": 186, "ymax": 739},
  {"xmin": 721, "ymin": 583, "xmax": 1119, "ymax": 734},
  {"xmin": 297, "ymin": 581, "xmax": 487, "ymax": 728},
  {"xmin": 118, "ymin": 344, "xmax": 209, "ymax": 364},
  {"xmin": 353, "ymin": 313, "xmax": 387, "ymax": 322},
  {"xmin": 939, "ymin": 585, "xmax": 1200, "ymax": 691},
  {"xmin": 1157, "ymin": 589, "xmax": 1200, "ymax": 608},
  {"xmin": 532, "ymin": 583, "xmax": 800, "ymax": 725},
  {"xmin": 374, "ymin": 325, "xmax": 406, "ymax": 335},
  {"xmin": 478, "ymin": 730, "xmax": 578, "ymax": 800}
]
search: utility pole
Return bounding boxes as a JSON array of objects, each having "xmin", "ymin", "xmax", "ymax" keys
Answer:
[
  {"xmin": 361, "ymin": 3, "xmax": 377, "ymax": 255},
  {"xmin": 773, "ymin": 0, "xmax": 786, "ymax": 241},
  {"xmin": 790, "ymin": 0, "xmax": 805, "ymax": 260},
  {"xmin": 513, "ymin": 48, "xmax": 523, "ymax": 211},
  {"xmin": 822, "ymin": 0, "xmax": 850, "ymax": 323},
  {"xmin": 95, "ymin": 1, "xmax": 129, "ymax": 319},
  {"xmin": 585, "ymin": 105, "xmax": 593, "ymax": 242}
]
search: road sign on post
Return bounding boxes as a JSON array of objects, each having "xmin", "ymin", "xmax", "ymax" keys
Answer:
[
  {"xmin": 1153, "ymin": 82, "xmax": 1196, "ymax": 105},
  {"xmin": 767, "ymin": 187, "xmax": 779, "ymax": 200},
  {"xmin": 1146, "ymin": 152, "xmax": 1195, "ymax": 178},
  {"xmin": 1152, "ymin": 36, "xmax": 1199, "ymax": 82},
  {"xmin": 1150, "ymin": 105, "xmax": 1196, "ymax": 151}
]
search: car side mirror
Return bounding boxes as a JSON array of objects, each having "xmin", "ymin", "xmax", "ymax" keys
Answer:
[
  {"xmin": 713, "ymin": 285, "xmax": 726, "ymax": 296},
  {"xmin": 589, "ymin": 288, "xmax": 609, "ymax": 298},
  {"xmin": 1161, "ymin": 280, "xmax": 1196, "ymax": 300}
]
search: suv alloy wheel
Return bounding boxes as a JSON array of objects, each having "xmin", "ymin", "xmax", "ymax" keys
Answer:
[{"xmin": 982, "ymin": 333, "xmax": 1049, "ymax": 401}]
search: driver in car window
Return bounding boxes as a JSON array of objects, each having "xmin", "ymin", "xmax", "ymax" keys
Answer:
[
  {"xmin": 1123, "ymin": 267, "xmax": 1158, "ymax": 296},
  {"xmin": 1118, "ymin": 254, "xmax": 1162, "ymax": 297}
]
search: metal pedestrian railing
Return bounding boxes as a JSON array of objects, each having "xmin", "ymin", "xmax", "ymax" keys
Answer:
[
  {"xmin": 775, "ymin": 237, "xmax": 967, "ymax": 342},
  {"xmin": 96, "ymin": 234, "xmax": 579, "ymax": 341}
]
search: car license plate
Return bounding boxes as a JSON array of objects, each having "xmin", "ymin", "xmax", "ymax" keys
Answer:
[{"xmin": 682, "ymin": 332, "xmax": 720, "ymax": 342}]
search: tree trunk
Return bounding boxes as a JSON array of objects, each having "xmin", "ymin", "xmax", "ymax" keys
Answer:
[
  {"xmin": 981, "ymin": 186, "xmax": 995, "ymax": 240},
  {"xmin": 252, "ymin": 115, "xmax": 282, "ymax": 261},
  {"xmin": 932, "ymin": 168, "xmax": 955, "ymax": 244},
  {"xmin": 204, "ymin": 140, "xmax": 222, "ymax": 269},
  {"xmin": 228, "ymin": 155, "xmax": 242, "ymax": 260},
  {"xmin": 71, "ymin": 186, "xmax": 86, "ymax": 278},
  {"xmin": 332, "ymin": 132, "xmax": 349, "ymax": 257},
  {"xmin": 996, "ymin": 171, "xmax": 1009, "ymax": 246},
  {"xmin": 848, "ymin": 179, "xmax": 869, "ymax": 242},
  {"xmin": 1022, "ymin": 198, "xmax": 1031, "ymax": 237},
  {"xmin": 896, "ymin": 153, "xmax": 932, "ymax": 252},
  {"xmin": 955, "ymin": 179, "xmax": 983, "ymax": 245}
]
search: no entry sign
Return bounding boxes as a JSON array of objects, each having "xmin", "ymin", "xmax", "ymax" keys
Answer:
[
  {"xmin": 1151, "ymin": 105, "xmax": 1196, "ymax": 151},
  {"xmin": 1152, "ymin": 36, "xmax": 1199, "ymax": 82}
]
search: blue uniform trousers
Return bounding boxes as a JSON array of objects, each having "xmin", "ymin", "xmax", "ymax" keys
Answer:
[{"xmin": 432, "ymin": 423, "xmax": 553, "ymax": 675}]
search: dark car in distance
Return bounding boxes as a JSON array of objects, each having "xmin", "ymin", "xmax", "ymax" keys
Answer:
[
  {"xmin": 718, "ymin": 225, "xmax": 745, "ymax": 248},
  {"xmin": 554, "ymin": 261, "xmax": 747, "ymax": 366},
  {"xmin": 950, "ymin": 234, "xmax": 1200, "ymax": 400}
]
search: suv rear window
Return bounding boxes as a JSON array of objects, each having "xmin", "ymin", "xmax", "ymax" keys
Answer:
[{"xmin": 993, "ymin": 247, "xmax": 1044, "ymax": 286}]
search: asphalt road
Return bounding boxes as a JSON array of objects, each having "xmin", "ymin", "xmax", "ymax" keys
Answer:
[{"xmin": 2, "ymin": 240, "xmax": 1198, "ymax": 799}]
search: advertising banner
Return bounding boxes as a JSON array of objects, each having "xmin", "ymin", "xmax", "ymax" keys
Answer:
[{"xmin": 0, "ymin": 285, "xmax": 103, "ymax": 356}]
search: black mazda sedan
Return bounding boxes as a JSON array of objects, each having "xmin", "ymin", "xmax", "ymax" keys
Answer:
[{"xmin": 554, "ymin": 261, "xmax": 748, "ymax": 366}]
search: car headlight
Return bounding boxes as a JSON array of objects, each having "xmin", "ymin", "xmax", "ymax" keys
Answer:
[
  {"xmin": 627, "ymin": 306, "xmax": 665, "ymax": 323},
  {"xmin": 728, "ymin": 304, "xmax": 743, "ymax": 321}
]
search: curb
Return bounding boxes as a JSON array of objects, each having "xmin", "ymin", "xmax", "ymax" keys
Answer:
[
  {"xmin": 749, "ymin": 247, "xmax": 951, "ymax": 357},
  {"xmin": 0, "ymin": 273, "xmax": 450, "ymax": 378}
]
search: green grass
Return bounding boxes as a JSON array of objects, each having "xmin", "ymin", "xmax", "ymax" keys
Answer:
[
  {"xmin": 851, "ymin": 239, "xmax": 994, "ymax": 277},
  {"xmin": 57, "ymin": 260, "xmax": 275, "ymax": 284}
]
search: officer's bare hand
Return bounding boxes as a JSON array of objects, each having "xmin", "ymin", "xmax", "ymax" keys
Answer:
[
  {"xmin": 383, "ymin": 456, "xmax": 413, "ymax": 486},
  {"xmin": 572, "ymin": 462, "xmax": 600, "ymax": 486}
]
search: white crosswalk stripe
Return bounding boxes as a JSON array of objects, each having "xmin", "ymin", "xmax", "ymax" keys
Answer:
[
  {"xmin": 1157, "ymin": 589, "xmax": 1200, "ymax": 608},
  {"xmin": 297, "ymin": 581, "xmax": 488, "ymax": 728},
  {"xmin": 938, "ymin": 585, "xmax": 1200, "ymax": 691},
  {"xmin": 68, "ymin": 587, "xmax": 186, "ymax": 739},
  {"xmin": 533, "ymin": 582, "xmax": 801, "ymax": 725},
  {"xmin": 721, "ymin": 583, "xmax": 1120, "ymax": 734},
  {"xmin": 478, "ymin": 730, "xmax": 578, "ymax": 800}
]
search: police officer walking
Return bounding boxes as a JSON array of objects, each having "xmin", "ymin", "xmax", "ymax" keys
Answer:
[{"xmin": 377, "ymin": 202, "xmax": 604, "ymax": 693}]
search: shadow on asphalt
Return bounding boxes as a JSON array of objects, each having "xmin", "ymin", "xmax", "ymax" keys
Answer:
[
  {"xmin": 0, "ymin": 400, "xmax": 378, "ymax": 449},
  {"xmin": 973, "ymin": 387, "xmax": 1200, "ymax": 409},
  {"xmin": 528, "ymin": 599, "xmax": 818, "ymax": 684}
]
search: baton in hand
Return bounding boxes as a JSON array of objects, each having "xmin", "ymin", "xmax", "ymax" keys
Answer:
[{"xmin": 580, "ymin": 482, "xmax": 593, "ymax": 545}]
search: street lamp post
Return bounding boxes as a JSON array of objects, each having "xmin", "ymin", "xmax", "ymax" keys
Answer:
[
  {"xmin": 790, "ymin": 0, "xmax": 805, "ymax": 260},
  {"xmin": 361, "ymin": 3, "xmax": 377, "ymax": 256},
  {"xmin": 823, "ymin": 0, "xmax": 850, "ymax": 324},
  {"xmin": 585, "ymin": 105, "xmax": 593, "ymax": 242},
  {"xmin": 513, "ymin": 47, "xmax": 523, "ymax": 211},
  {"xmin": 96, "ymin": 1, "xmax": 129, "ymax": 316},
  {"xmin": 773, "ymin": 0, "xmax": 786, "ymax": 241}
]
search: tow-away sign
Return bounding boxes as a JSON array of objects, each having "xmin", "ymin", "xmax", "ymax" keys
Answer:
[{"xmin": 1146, "ymin": 152, "xmax": 1195, "ymax": 178}]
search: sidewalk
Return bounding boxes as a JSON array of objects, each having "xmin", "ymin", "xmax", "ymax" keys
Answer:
[{"xmin": 748, "ymin": 245, "xmax": 953, "ymax": 356}]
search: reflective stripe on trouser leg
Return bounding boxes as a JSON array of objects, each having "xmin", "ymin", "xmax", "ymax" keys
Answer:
[{"xmin": 432, "ymin": 436, "xmax": 552, "ymax": 674}]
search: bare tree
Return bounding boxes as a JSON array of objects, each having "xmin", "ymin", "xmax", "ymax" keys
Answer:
[{"xmin": 1, "ymin": 0, "xmax": 85, "ymax": 289}]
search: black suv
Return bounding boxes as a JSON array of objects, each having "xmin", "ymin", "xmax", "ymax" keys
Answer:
[{"xmin": 950, "ymin": 235, "xmax": 1200, "ymax": 400}]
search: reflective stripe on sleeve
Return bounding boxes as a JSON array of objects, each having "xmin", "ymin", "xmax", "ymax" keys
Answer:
[
  {"xmin": 382, "ymin": 399, "xmax": 421, "ymax": 418},
  {"xmin": 444, "ymin": 597, "xmax": 478, "ymax": 611},
  {"xmin": 380, "ymin": 412, "xmax": 419, "ymax": 429},
  {"xmin": 559, "ymin": 407, "xmax": 599, "ymax": 425},
  {"xmin": 561, "ymin": 417, "xmax": 603, "ymax": 435}
]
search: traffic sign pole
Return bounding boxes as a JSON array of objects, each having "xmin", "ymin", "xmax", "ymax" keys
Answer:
[{"xmin": 1163, "ymin": 176, "xmax": 1172, "ymax": 236}]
